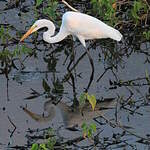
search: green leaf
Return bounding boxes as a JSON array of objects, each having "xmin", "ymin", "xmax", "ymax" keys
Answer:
[
  {"xmin": 87, "ymin": 94, "xmax": 97, "ymax": 111},
  {"xmin": 31, "ymin": 143, "xmax": 38, "ymax": 150},
  {"xmin": 47, "ymin": 137, "xmax": 56, "ymax": 150},
  {"xmin": 21, "ymin": 45, "xmax": 32, "ymax": 54},
  {"xmin": 88, "ymin": 128, "xmax": 92, "ymax": 138},
  {"xmin": 40, "ymin": 144, "xmax": 48, "ymax": 150},
  {"xmin": 90, "ymin": 123, "xmax": 96, "ymax": 132},
  {"xmin": 81, "ymin": 122, "xmax": 88, "ymax": 133},
  {"xmin": 79, "ymin": 93, "xmax": 86, "ymax": 108},
  {"xmin": 43, "ymin": 1, "xmax": 58, "ymax": 20},
  {"xmin": 36, "ymin": 0, "xmax": 43, "ymax": 7},
  {"xmin": 143, "ymin": 31, "xmax": 150, "ymax": 40},
  {"xmin": 81, "ymin": 122, "xmax": 97, "ymax": 138}
]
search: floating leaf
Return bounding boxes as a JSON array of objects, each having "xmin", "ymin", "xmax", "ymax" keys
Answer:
[{"xmin": 87, "ymin": 94, "xmax": 97, "ymax": 111}]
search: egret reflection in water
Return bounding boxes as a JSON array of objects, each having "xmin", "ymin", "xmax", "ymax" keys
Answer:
[{"xmin": 22, "ymin": 98, "xmax": 116, "ymax": 128}]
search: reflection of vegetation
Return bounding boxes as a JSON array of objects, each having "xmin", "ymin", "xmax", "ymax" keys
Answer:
[
  {"xmin": 52, "ymin": 78, "xmax": 64, "ymax": 96},
  {"xmin": 109, "ymin": 71, "xmax": 150, "ymax": 88},
  {"xmin": 43, "ymin": 54, "xmax": 57, "ymax": 72},
  {"xmin": 0, "ymin": 45, "xmax": 32, "ymax": 76},
  {"xmin": 25, "ymin": 77, "xmax": 64, "ymax": 100},
  {"xmin": 1, "ymin": 0, "xmax": 149, "ymax": 78},
  {"xmin": 0, "ymin": 24, "xmax": 33, "ymax": 76},
  {"xmin": 42, "ymin": 78, "xmax": 64, "ymax": 98}
]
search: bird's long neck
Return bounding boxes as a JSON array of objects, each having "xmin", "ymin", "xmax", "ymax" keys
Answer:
[
  {"xmin": 22, "ymin": 104, "xmax": 56, "ymax": 122},
  {"xmin": 43, "ymin": 25, "xmax": 69, "ymax": 44}
]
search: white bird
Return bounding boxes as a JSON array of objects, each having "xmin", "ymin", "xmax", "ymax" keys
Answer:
[{"xmin": 20, "ymin": 11, "xmax": 123, "ymax": 47}]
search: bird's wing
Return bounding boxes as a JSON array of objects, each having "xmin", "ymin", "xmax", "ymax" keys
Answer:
[
  {"xmin": 59, "ymin": 98, "xmax": 116, "ymax": 127},
  {"xmin": 62, "ymin": 12, "xmax": 107, "ymax": 39},
  {"xmin": 62, "ymin": 11, "xmax": 122, "ymax": 41}
]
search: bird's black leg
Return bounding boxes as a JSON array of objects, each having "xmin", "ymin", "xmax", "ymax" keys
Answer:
[
  {"xmin": 67, "ymin": 39, "xmax": 75, "ymax": 70},
  {"xmin": 84, "ymin": 47, "xmax": 95, "ymax": 92},
  {"xmin": 67, "ymin": 40, "xmax": 78, "ymax": 107},
  {"xmin": 70, "ymin": 72, "xmax": 79, "ymax": 107}
]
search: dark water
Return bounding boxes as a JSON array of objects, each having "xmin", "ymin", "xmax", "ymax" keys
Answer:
[{"xmin": 0, "ymin": 1, "xmax": 150, "ymax": 150}]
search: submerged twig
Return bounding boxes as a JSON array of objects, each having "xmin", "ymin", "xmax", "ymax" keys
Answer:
[
  {"xmin": 66, "ymin": 43, "xmax": 78, "ymax": 106},
  {"xmin": 97, "ymin": 67, "xmax": 112, "ymax": 82},
  {"xmin": 6, "ymin": 78, "xmax": 10, "ymax": 101},
  {"xmin": 62, "ymin": 51, "xmax": 87, "ymax": 83},
  {"xmin": 84, "ymin": 48, "xmax": 95, "ymax": 92},
  {"xmin": 7, "ymin": 115, "xmax": 16, "ymax": 138},
  {"xmin": 100, "ymin": 114, "xmax": 150, "ymax": 142}
]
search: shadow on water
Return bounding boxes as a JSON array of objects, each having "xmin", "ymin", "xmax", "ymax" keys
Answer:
[{"xmin": 0, "ymin": 0, "xmax": 150, "ymax": 149}]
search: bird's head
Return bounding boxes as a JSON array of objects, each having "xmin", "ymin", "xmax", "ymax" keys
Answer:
[{"xmin": 20, "ymin": 19, "xmax": 55, "ymax": 42}]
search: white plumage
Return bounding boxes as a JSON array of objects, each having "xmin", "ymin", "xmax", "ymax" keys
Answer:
[{"xmin": 20, "ymin": 11, "xmax": 123, "ymax": 47}]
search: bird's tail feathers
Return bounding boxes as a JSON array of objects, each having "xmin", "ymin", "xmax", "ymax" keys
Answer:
[{"xmin": 107, "ymin": 27, "xmax": 123, "ymax": 41}]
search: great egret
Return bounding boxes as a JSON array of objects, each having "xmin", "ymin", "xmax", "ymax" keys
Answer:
[
  {"xmin": 20, "ymin": 11, "xmax": 122, "ymax": 47},
  {"xmin": 20, "ymin": 11, "xmax": 122, "ymax": 92},
  {"xmin": 22, "ymin": 98, "xmax": 115, "ymax": 127}
]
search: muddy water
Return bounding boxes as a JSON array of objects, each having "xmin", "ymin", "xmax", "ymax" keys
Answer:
[{"xmin": 1, "ymin": 0, "xmax": 150, "ymax": 150}]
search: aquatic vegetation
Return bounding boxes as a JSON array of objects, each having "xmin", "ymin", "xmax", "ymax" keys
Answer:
[
  {"xmin": 0, "ymin": 44, "xmax": 32, "ymax": 76},
  {"xmin": 90, "ymin": 0, "xmax": 117, "ymax": 25},
  {"xmin": 0, "ymin": 25, "xmax": 11, "ymax": 44},
  {"xmin": 143, "ymin": 30, "xmax": 150, "ymax": 40},
  {"xmin": 81, "ymin": 122, "xmax": 97, "ymax": 138},
  {"xmin": 79, "ymin": 92, "xmax": 97, "ymax": 111},
  {"xmin": 35, "ymin": 0, "xmax": 58, "ymax": 21},
  {"xmin": 131, "ymin": 0, "xmax": 148, "ymax": 25}
]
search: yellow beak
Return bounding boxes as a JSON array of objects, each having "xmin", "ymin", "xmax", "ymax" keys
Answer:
[{"xmin": 20, "ymin": 25, "xmax": 37, "ymax": 42}]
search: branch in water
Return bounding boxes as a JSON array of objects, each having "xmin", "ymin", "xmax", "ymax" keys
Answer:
[{"xmin": 62, "ymin": 0, "xmax": 79, "ymax": 12}]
